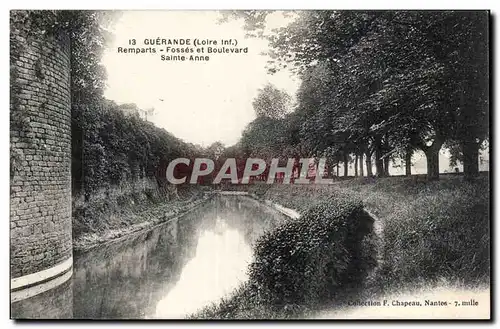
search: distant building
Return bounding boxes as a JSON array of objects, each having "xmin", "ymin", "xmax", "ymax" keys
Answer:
[
  {"xmin": 116, "ymin": 103, "xmax": 154, "ymax": 121},
  {"xmin": 117, "ymin": 103, "xmax": 141, "ymax": 118}
]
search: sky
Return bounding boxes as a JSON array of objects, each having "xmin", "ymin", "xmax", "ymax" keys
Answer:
[{"xmin": 102, "ymin": 11, "xmax": 300, "ymax": 147}]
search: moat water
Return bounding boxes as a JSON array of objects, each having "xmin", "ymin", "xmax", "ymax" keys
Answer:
[{"xmin": 11, "ymin": 196, "xmax": 288, "ymax": 319}]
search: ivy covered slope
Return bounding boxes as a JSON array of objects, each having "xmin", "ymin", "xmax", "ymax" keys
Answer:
[
  {"xmin": 70, "ymin": 75, "xmax": 208, "ymax": 248},
  {"xmin": 71, "ymin": 102, "xmax": 203, "ymax": 199},
  {"xmin": 71, "ymin": 102, "xmax": 208, "ymax": 251}
]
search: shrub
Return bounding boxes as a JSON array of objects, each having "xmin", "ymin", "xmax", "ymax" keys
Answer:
[{"xmin": 248, "ymin": 197, "xmax": 377, "ymax": 307}]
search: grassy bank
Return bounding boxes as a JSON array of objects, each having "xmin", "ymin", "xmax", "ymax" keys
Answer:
[
  {"xmin": 72, "ymin": 185, "xmax": 209, "ymax": 252},
  {"xmin": 192, "ymin": 175, "xmax": 490, "ymax": 319},
  {"xmin": 253, "ymin": 176, "xmax": 490, "ymax": 288}
]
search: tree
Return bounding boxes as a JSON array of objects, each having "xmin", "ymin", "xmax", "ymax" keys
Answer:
[
  {"xmin": 252, "ymin": 83, "xmax": 292, "ymax": 119},
  {"xmin": 437, "ymin": 12, "xmax": 489, "ymax": 179},
  {"xmin": 223, "ymin": 10, "xmax": 488, "ymax": 181},
  {"xmin": 241, "ymin": 83, "xmax": 293, "ymax": 161}
]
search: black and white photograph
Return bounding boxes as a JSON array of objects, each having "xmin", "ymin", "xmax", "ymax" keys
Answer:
[{"xmin": 8, "ymin": 7, "xmax": 491, "ymax": 320}]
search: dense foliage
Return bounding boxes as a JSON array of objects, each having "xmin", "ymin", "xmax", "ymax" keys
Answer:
[
  {"xmin": 72, "ymin": 102, "xmax": 203, "ymax": 199},
  {"xmin": 10, "ymin": 10, "xmax": 117, "ymax": 104},
  {"xmin": 223, "ymin": 11, "xmax": 489, "ymax": 181},
  {"xmin": 249, "ymin": 197, "xmax": 377, "ymax": 306}
]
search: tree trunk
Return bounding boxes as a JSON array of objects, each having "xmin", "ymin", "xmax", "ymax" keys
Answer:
[
  {"xmin": 424, "ymin": 148, "xmax": 440, "ymax": 181},
  {"xmin": 383, "ymin": 157, "xmax": 390, "ymax": 176},
  {"xmin": 326, "ymin": 160, "xmax": 334, "ymax": 178},
  {"xmin": 359, "ymin": 153, "xmax": 364, "ymax": 177},
  {"xmin": 343, "ymin": 153, "xmax": 349, "ymax": 177},
  {"xmin": 405, "ymin": 149, "xmax": 412, "ymax": 176},
  {"xmin": 462, "ymin": 139, "xmax": 480, "ymax": 180},
  {"xmin": 354, "ymin": 154, "xmax": 358, "ymax": 177},
  {"xmin": 375, "ymin": 141, "xmax": 385, "ymax": 177},
  {"xmin": 418, "ymin": 133, "xmax": 444, "ymax": 181},
  {"xmin": 336, "ymin": 161, "xmax": 340, "ymax": 177},
  {"xmin": 365, "ymin": 152, "xmax": 373, "ymax": 177},
  {"xmin": 458, "ymin": 80, "xmax": 480, "ymax": 180}
]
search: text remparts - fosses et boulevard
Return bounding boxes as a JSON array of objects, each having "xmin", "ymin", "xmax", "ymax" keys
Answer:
[{"xmin": 117, "ymin": 38, "xmax": 248, "ymax": 54}]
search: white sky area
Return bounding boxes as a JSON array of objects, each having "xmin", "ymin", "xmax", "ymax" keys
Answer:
[{"xmin": 102, "ymin": 11, "xmax": 300, "ymax": 147}]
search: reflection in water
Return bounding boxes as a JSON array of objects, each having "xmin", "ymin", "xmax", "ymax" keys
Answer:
[
  {"xmin": 154, "ymin": 217, "xmax": 252, "ymax": 318},
  {"xmin": 11, "ymin": 196, "xmax": 288, "ymax": 319}
]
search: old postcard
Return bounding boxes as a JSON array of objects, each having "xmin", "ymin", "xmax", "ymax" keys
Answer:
[{"xmin": 9, "ymin": 9, "xmax": 490, "ymax": 320}]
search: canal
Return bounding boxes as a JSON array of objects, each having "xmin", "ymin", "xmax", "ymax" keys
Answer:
[{"xmin": 11, "ymin": 195, "xmax": 289, "ymax": 319}]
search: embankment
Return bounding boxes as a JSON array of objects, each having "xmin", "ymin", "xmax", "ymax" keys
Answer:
[
  {"xmin": 72, "ymin": 179, "xmax": 209, "ymax": 252},
  {"xmin": 249, "ymin": 175, "xmax": 490, "ymax": 289}
]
